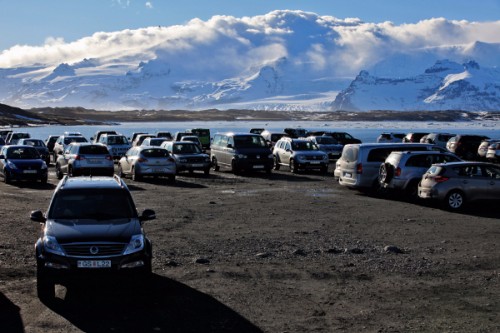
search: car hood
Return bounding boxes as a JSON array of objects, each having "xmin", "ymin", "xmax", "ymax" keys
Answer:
[{"xmin": 46, "ymin": 218, "xmax": 141, "ymax": 243}]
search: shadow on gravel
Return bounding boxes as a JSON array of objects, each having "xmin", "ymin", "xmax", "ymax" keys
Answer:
[
  {"xmin": 4, "ymin": 181, "xmax": 56, "ymax": 190},
  {"xmin": 44, "ymin": 274, "xmax": 262, "ymax": 333},
  {"xmin": 0, "ymin": 292, "xmax": 24, "ymax": 333}
]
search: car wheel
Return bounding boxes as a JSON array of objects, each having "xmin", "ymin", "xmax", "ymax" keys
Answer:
[
  {"xmin": 379, "ymin": 163, "xmax": 393, "ymax": 184},
  {"xmin": 445, "ymin": 190, "xmax": 465, "ymax": 210},
  {"xmin": 212, "ymin": 157, "xmax": 220, "ymax": 171},
  {"xmin": 36, "ymin": 263, "xmax": 55, "ymax": 303},
  {"xmin": 168, "ymin": 174, "xmax": 176, "ymax": 183},
  {"xmin": 117, "ymin": 164, "xmax": 125, "ymax": 177},
  {"xmin": 132, "ymin": 167, "xmax": 142, "ymax": 181},
  {"xmin": 40, "ymin": 176, "xmax": 48, "ymax": 185},
  {"xmin": 55, "ymin": 164, "xmax": 63, "ymax": 180},
  {"xmin": 320, "ymin": 165, "xmax": 328, "ymax": 174},
  {"xmin": 274, "ymin": 156, "xmax": 280, "ymax": 170},
  {"xmin": 231, "ymin": 161, "xmax": 240, "ymax": 175},
  {"xmin": 405, "ymin": 180, "xmax": 419, "ymax": 200},
  {"xmin": 289, "ymin": 160, "xmax": 298, "ymax": 173},
  {"xmin": 3, "ymin": 170, "xmax": 11, "ymax": 184}
]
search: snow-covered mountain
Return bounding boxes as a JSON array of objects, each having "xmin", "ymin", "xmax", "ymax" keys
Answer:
[
  {"xmin": 331, "ymin": 60, "xmax": 500, "ymax": 111},
  {"xmin": 0, "ymin": 11, "xmax": 499, "ymax": 111}
]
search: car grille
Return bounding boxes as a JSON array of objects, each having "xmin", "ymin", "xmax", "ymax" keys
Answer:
[
  {"xmin": 186, "ymin": 157, "xmax": 206, "ymax": 163},
  {"xmin": 247, "ymin": 154, "xmax": 268, "ymax": 160},
  {"xmin": 62, "ymin": 242, "xmax": 127, "ymax": 257},
  {"xmin": 305, "ymin": 155, "xmax": 324, "ymax": 161}
]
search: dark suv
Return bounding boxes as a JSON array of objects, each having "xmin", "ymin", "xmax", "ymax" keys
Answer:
[
  {"xmin": 31, "ymin": 176, "xmax": 156, "ymax": 301},
  {"xmin": 446, "ymin": 134, "xmax": 490, "ymax": 160}
]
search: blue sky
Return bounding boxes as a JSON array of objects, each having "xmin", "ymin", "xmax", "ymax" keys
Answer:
[{"xmin": 1, "ymin": 0, "xmax": 499, "ymax": 51}]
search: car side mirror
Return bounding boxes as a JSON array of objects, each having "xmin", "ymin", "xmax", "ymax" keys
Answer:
[
  {"xmin": 227, "ymin": 144, "xmax": 233, "ymax": 149},
  {"xmin": 139, "ymin": 209, "xmax": 156, "ymax": 222},
  {"xmin": 30, "ymin": 210, "xmax": 46, "ymax": 223}
]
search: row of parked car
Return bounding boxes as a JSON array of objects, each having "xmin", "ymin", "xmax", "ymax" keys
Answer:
[
  {"xmin": 377, "ymin": 131, "xmax": 499, "ymax": 163},
  {"xmin": 334, "ymin": 141, "xmax": 500, "ymax": 210}
]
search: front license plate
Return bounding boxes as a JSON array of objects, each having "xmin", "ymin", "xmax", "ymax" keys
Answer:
[
  {"xmin": 77, "ymin": 260, "xmax": 111, "ymax": 268},
  {"xmin": 190, "ymin": 164, "xmax": 204, "ymax": 167},
  {"xmin": 23, "ymin": 170, "xmax": 37, "ymax": 174},
  {"xmin": 309, "ymin": 161, "xmax": 320, "ymax": 164},
  {"xmin": 253, "ymin": 165, "xmax": 264, "ymax": 169}
]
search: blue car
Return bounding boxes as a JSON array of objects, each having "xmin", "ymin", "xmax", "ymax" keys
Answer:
[{"xmin": 0, "ymin": 145, "xmax": 48, "ymax": 184}]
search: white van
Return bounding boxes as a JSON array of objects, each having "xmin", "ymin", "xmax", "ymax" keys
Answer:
[{"xmin": 335, "ymin": 143, "xmax": 444, "ymax": 191}]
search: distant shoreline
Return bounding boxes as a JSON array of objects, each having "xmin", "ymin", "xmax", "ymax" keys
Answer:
[{"xmin": 1, "ymin": 103, "xmax": 499, "ymax": 127}]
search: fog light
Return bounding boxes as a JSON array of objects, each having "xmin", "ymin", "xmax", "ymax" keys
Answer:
[
  {"xmin": 121, "ymin": 260, "xmax": 144, "ymax": 269},
  {"xmin": 45, "ymin": 262, "xmax": 69, "ymax": 269}
]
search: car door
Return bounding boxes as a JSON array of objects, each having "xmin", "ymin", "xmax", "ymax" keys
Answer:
[
  {"xmin": 476, "ymin": 165, "xmax": 500, "ymax": 200},
  {"xmin": 121, "ymin": 148, "xmax": 136, "ymax": 174},
  {"xmin": 59, "ymin": 145, "xmax": 74, "ymax": 174},
  {"xmin": 281, "ymin": 141, "xmax": 292, "ymax": 165}
]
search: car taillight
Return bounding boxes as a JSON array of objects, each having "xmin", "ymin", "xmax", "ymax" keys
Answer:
[
  {"xmin": 106, "ymin": 155, "xmax": 112, "ymax": 161},
  {"xmin": 168, "ymin": 157, "xmax": 175, "ymax": 162},
  {"xmin": 75, "ymin": 155, "xmax": 84, "ymax": 160},
  {"xmin": 434, "ymin": 176, "xmax": 449, "ymax": 183},
  {"xmin": 138, "ymin": 157, "xmax": 147, "ymax": 163},
  {"xmin": 395, "ymin": 167, "xmax": 401, "ymax": 177},
  {"xmin": 356, "ymin": 163, "xmax": 362, "ymax": 174}
]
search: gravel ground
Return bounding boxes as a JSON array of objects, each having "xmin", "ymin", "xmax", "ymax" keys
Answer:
[{"xmin": 0, "ymin": 164, "xmax": 499, "ymax": 333}]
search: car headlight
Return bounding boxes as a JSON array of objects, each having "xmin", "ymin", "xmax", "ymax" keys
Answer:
[
  {"xmin": 43, "ymin": 236, "xmax": 65, "ymax": 256},
  {"xmin": 297, "ymin": 155, "xmax": 307, "ymax": 162},
  {"xmin": 7, "ymin": 161, "xmax": 18, "ymax": 169},
  {"xmin": 236, "ymin": 154, "xmax": 247, "ymax": 159},
  {"xmin": 123, "ymin": 234, "xmax": 145, "ymax": 255},
  {"xmin": 41, "ymin": 162, "xmax": 48, "ymax": 169},
  {"xmin": 268, "ymin": 154, "xmax": 273, "ymax": 159},
  {"xmin": 180, "ymin": 158, "xmax": 187, "ymax": 163}
]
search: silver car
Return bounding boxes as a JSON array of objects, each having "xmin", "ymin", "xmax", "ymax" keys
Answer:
[
  {"xmin": 118, "ymin": 146, "xmax": 176, "ymax": 182},
  {"xmin": 418, "ymin": 161, "xmax": 500, "ymax": 210},
  {"xmin": 55, "ymin": 143, "xmax": 114, "ymax": 179},
  {"xmin": 486, "ymin": 141, "xmax": 500, "ymax": 163},
  {"xmin": 161, "ymin": 141, "xmax": 211, "ymax": 175}
]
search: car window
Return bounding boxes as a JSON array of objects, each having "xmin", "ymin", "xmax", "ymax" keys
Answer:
[
  {"xmin": 49, "ymin": 189, "xmax": 136, "ymax": 220},
  {"xmin": 142, "ymin": 149, "xmax": 169, "ymax": 158},
  {"xmin": 483, "ymin": 166, "xmax": 500, "ymax": 179},
  {"xmin": 7, "ymin": 147, "xmax": 40, "ymax": 159},
  {"xmin": 367, "ymin": 148, "xmax": 393, "ymax": 162},
  {"xmin": 292, "ymin": 141, "xmax": 317, "ymax": 151},
  {"xmin": 233, "ymin": 135, "xmax": 266, "ymax": 148},
  {"xmin": 316, "ymin": 136, "xmax": 337, "ymax": 144},
  {"xmin": 79, "ymin": 145, "xmax": 109, "ymax": 155},
  {"xmin": 342, "ymin": 146, "xmax": 357, "ymax": 162}
]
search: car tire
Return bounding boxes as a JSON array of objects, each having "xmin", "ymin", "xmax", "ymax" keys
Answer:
[
  {"xmin": 405, "ymin": 180, "xmax": 420, "ymax": 200},
  {"xmin": 445, "ymin": 190, "xmax": 465, "ymax": 210},
  {"xmin": 379, "ymin": 163, "xmax": 393, "ymax": 184},
  {"xmin": 289, "ymin": 160, "xmax": 298, "ymax": 174},
  {"xmin": 55, "ymin": 164, "xmax": 63, "ymax": 180},
  {"xmin": 231, "ymin": 161, "xmax": 240, "ymax": 175},
  {"xmin": 36, "ymin": 264, "xmax": 55, "ymax": 303},
  {"xmin": 3, "ymin": 170, "xmax": 11, "ymax": 184},
  {"xmin": 212, "ymin": 157, "xmax": 220, "ymax": 171},
  {"xmin": 68, "ymin": 166, "xmax": 75, "ymax": 177},
  {"xmin": 132, "ymin": 167, "xmax": 141, "ymax": 181},
  {"xmin": 40, "ymin": 176, "xmax": 48, "ymax": 185},
  {"xmin": 274, "ymin": 156, "xmax": 280, "ymax": 170},
  {"xmin": 117, "ymin": 164, "xmax": 125, "ymax": 178}
]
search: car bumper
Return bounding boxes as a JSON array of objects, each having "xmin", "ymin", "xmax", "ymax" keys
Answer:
[
  {"xmin": 9, "ymin": 169, "xmax": 47, "ymax": 181},
  {"xmin": 177, "ymin": 162, "xmax": 211, "ymax": 172},
  {"xmin": 233, "ymin": 159, "xmax": 273, "ymax": 171},
  {"xmin": 137, "ymin": 165, "xmax": 176, "ymax": 176}
]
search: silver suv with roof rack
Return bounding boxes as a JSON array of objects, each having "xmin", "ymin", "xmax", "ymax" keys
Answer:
[
  {"xmin": 378, "ymin": 150, "xmax": 462, "ymax": 198},
  {"xmin": 273, "ymin": 137, "xmax": 328, "ymax": 173}
]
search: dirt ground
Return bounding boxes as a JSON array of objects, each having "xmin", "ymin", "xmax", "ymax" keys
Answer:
[{"xmin": 0, "ymin": 163, "xmax": 499, "ymax": 333}]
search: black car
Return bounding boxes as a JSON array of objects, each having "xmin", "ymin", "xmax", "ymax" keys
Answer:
[
  {"xmin": 307, "ymin": 131, "xmax": 361, "ymax": 145},
  {"xmin": 31, "ymin": 176, "xmax": 156, "ymax": 301}
]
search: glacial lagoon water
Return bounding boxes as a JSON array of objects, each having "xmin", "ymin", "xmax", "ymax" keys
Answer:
[{"xmin": 6, "ymin": 119, "xmax": 499, "ymax": 143}]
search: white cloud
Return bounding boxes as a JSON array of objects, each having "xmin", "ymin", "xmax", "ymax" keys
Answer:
[
  {"xmin": 145, "ymin": 2, "xmax": 153, "ymax": 9},
  {"xmin": 0, "ymin": 10, "xmax": 498, "ymax": 79}
]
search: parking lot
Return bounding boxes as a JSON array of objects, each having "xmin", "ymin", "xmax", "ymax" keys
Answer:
[{"xmin": 0, "ymin": 164, "xmax": 499, "ymax": 332}]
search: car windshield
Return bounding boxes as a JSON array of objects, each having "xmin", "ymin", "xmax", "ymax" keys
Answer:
[
  {"xmin": 173, "ymin": 144, "xmax": 201, "ymax": 154},
  {"xmin": 108, "ymin": 136, "xmax": 128, "ymax": 145},
  {"xmin": 64, "ymin": 137, "xmax": 87, "ymax": 144},
  {"xmin": 234, "ymin": 135, "xmax": 267, "ymax": 148},
  {"xmin": 49, "ymin": 189, "xmax": 136, "ymax": 220},
  {"xmin": 7, "ymin": 147, "xmax": 40, "ymax": 159},
  {"xmin": 24, "ymin": 140, "xmax": 45, "ymax": 147},
  {"xmin": 79, "ymin": 145, "xmax": 109, "ymax": 154},
  {"xmin": 315, "ymin": 137, "xmax": 337, "ymax": 144},
  {"xmin": 292, "ymin": 141, "xmax": 317, "ymax": 151},
  {"xmin": 142, "ymin": 148, "xmax": 169, "ymax": 158}
]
